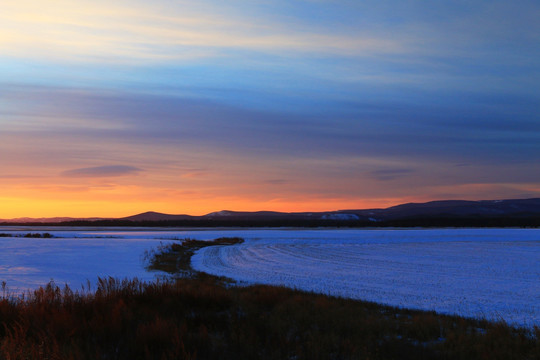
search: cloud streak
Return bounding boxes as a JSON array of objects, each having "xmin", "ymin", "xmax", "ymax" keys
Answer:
[
  {"xmin": 369, "ymin": 168, "xmax": 415, "ymax": 182},
  {"xmin": 3, "ymin": 84, "xmax": 538, "ymax": 166},
  {"xmin": 61, "ymin": 165, "xmax": 142, "ymax": 178},
  {"xmin": 3, "ymin": 0, "xmax": 538, "ymax": 68},
  {"xmin": 0, "ymin": 0, "xmax": 405, "ymax": 64}
]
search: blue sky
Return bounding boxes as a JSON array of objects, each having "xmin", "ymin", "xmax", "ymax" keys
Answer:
[{"xmin": 1, "ymin": 0, "xmax": 539, "ymax": 216}]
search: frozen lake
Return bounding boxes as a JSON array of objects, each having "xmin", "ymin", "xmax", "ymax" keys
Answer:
[{"xmin": 0, "ymin": 227, "xmax": 538, "ymax": 327}]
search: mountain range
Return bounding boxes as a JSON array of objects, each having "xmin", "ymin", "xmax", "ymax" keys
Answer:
[{"xmin": 2, "ymin": 198, "xmax": 539, "ymax": 224}]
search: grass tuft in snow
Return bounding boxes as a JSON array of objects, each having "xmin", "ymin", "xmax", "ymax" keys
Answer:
[{"xmin": 143, "ymin": 237, "xmax": 243, "ymax": 279}]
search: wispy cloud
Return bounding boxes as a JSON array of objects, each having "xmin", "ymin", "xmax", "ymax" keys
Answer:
[
  {"xmin": 180, "ymin": 169, "xmax": 208, "ymax": 179},
  {"xmin": 2, "ymin": 0, "xmax": 538, "ymax": 68},
  {"xmin": 369, "ymin": 168, "xmax": 415, "ymax": 182},
  {"xmin": 3, "ymin": 84, "xmax": 539, "ymax": 166},
  {"xmin": 262, "ymin": 179, "xmax": 289, "ymax": 185},
  {"xmin": 0, "ymin": 174, "xmax": 44, "ymax": 180},
  {"xmin": 0, "ymin": 0, "xmax": 404, "ymax": 64},
  {"xmin": 61, "ymin": 165, "xmax": 142, "ymax": 178}
]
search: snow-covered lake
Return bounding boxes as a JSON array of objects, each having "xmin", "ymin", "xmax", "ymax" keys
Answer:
[{"xmin": 0, "ymin": 227, "xmax": 538, "ymax": 327}]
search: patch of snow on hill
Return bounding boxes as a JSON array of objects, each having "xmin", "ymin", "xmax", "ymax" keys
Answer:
[
  {"xmin": 206, "ymin": 210, "xmax": 234, "ymax": 217},
  {"xmin": 321, "ymin": 213, "xmax": 359, "ymax": 220}
]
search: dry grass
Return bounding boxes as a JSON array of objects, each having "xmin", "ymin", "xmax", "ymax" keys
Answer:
[{"xmin": 0, "ymin": 277, "xmax": 537, "ymax": 360}]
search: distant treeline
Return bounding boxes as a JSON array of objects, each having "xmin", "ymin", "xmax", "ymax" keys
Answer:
[
  {"xmin": 1, "ymin": 216, "xmax": 539, "ymax": 228},
  {"xmin": 0, "ymin": 233, "xmax": 54, "ymax": 238}
]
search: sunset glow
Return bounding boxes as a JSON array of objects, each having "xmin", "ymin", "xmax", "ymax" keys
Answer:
[{"xmin": 1, "ymin": 1, "xmax": 539, "ymax": 218}]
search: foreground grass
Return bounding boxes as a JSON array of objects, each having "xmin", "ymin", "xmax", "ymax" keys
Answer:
[{"xmin": 0, "ymin": 238, "xmax": 537, "ymax": 359}]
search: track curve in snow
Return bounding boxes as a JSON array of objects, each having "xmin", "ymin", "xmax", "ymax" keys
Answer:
[{"xmin": 191, "ymin": 229, "xmax": 540, "ymax": 327}]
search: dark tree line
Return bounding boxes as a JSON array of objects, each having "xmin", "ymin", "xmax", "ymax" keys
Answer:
[{"xmin": 1, "ymin": 216, "xmax": 538, "ymax": 228}]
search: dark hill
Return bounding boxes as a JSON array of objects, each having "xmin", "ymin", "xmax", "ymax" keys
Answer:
[
  {"xmin": 121, "ymin": 211, "xmax": 195, "ymax": 222},
  {"xmin": 117, "ymin": 198, "xmax": 540, "ymax": 225},
  {"xmin": 2, "ymin": 198, "xmax": 539, "ymax": 227}
]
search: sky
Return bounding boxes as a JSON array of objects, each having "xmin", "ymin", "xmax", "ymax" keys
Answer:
[{"xmin": 1, "ymin": 0, "xmax": 539, "ymax": 218}]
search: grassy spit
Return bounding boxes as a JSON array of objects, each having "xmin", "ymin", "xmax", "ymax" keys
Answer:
[{"xmin": 0, "ymin": 237, "xmax": 537, "ymax": 359}]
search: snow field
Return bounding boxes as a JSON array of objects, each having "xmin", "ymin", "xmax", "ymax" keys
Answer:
[
  {"xmin": 191, "ymin": 229, "xmax": 540, "ymax": 328},
  {"xmin": 0, "ymin": 227, "xmax": 537, "ymax": 328}
]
